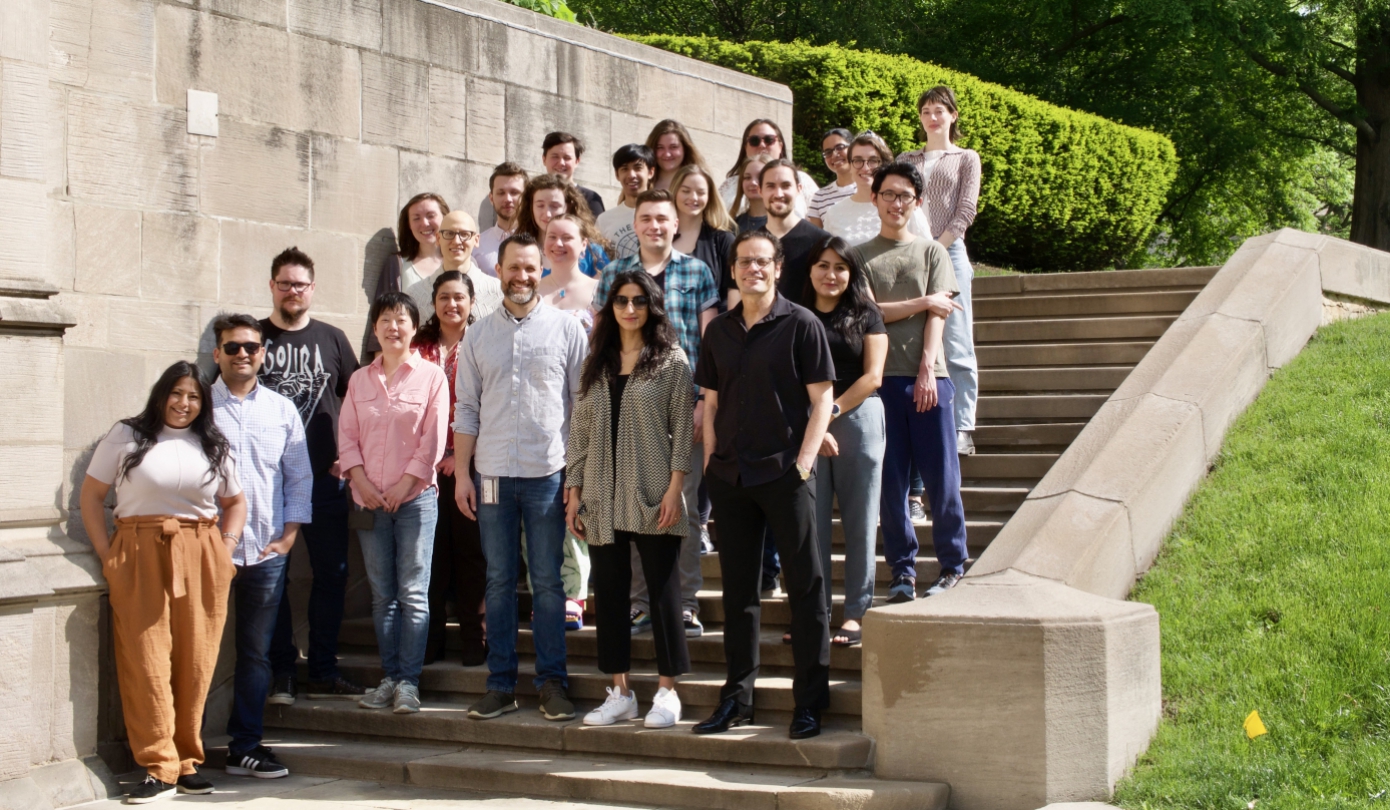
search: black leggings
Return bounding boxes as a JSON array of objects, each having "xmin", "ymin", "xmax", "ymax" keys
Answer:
[{"xmin": 591, "ymin": 531, "xmax": 690, "ymax": 677}]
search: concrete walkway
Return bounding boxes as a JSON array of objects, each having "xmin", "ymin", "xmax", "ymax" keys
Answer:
[{"xmin": 81, "ymin": 772, "xmax": 655, "ymax": 809}]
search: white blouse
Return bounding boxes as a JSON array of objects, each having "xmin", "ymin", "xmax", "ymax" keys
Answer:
[{"xmin": 87, "ymin": 423, "xmax": 241, "ymax": 519}]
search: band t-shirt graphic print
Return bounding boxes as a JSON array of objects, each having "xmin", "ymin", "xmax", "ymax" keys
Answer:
[{"xmin": 257, "ymin": 318, "xmax": 359, "ymax": 477}]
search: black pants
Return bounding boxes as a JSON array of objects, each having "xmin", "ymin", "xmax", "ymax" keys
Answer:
[
  {"xmin": 707, "ymin": 466, "xmax": 829, "ymax": 710},
  {"xmin": 428, "ymin": 472, "xmax": 488, "ymax": 660},
  {"xmin": 269, "ymin": 475, "xmax": 351, "ymax": 682},
  {"xmin": 591, "ymin": 531, "xmax": 690, "ymax": 677}
]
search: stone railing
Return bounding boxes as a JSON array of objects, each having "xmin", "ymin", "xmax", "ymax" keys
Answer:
[{"xmin": 862, "ymin": 230, "xmax": 1390, "ymax": 810}]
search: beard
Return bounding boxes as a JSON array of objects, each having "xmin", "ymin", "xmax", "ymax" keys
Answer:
[
  {"xmin": 277, "ymin": 301, "xmax": 306, "ymax": 323},
  {"xmin": 506, "ymin": 281, "xmax": 537, "ymax": 305}
]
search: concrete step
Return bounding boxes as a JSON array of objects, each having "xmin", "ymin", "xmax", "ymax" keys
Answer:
[
  {"xmin": 975, "ymin": 314, "xmax": 1176, "ymax": 343},
  {"xmin": 212, "ymin": 730, "xmax": 951, "ymax": 810},
  {"xmin": 971, "ymin": 422, "xmax": 1085, "ymax": 448},
  {"xmin": 972, "ymin": 265, "xmax": 1218, "ymax": 295},
  {"xmin": 976, "ymin": 393, "xmax": 1107, "ymax": 420},
  {"xmin": 700, "ymin": 550, "xmax": 981, "ymax": 586},
  {"xmin": 959, "ymin": 452, "xmax": 1061, "ymax": 479},
  {"xmin": 974, "ymin": 289, "xmax": 1199, "ymax": 319},
  {"xmin": 979, "ymin": 365, "xmax": 1132, "ymax": 392},
  {"xmin": 308, "ymin": 652, "xmax": 865, "ymax": 716},
  {"xmin": 976, "ymin": 340, "xmax": 1155, "ymax": 367}
]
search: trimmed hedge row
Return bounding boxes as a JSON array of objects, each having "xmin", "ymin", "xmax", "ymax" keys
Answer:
[{"xmin": 632, "ymin": 35, "xmax": 1178, "ymax": 270}]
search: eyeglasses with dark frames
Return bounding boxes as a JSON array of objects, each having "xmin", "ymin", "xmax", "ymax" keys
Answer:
[
  {"xmin": 876, "ymin": 190, "xmax": 918, "ymax": 205},
  {"xmin": 821, "ymin": 143, "xmax": 849, "ymax": 158},
  {"xmin": 850, "ymin": 157, "xmax": 883, "ymax": 169},
  {"xmin": 273, "ymin": 280, "xmax": 312, "ymax": 293},
  {"xmin": 440, "ymin": 229, "xmax": 477, "ymax": 242}
]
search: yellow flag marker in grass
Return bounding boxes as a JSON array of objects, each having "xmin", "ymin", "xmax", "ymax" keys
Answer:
[{"xmin": 1244, "ymin": 710, "xmax": 1268, "ymax": 739}]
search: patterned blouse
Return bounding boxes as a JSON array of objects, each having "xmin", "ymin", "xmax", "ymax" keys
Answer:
[
  {"xmin": 565, "ymin": 349, "xmax": 694, "ymax": 546},
  {"xmin": 413, "ymin": 336, "xmax": 460, "ymax": 453},
  {"xmin": 898, "ymin": 147, "xmax": 982, "ymax": 239}
]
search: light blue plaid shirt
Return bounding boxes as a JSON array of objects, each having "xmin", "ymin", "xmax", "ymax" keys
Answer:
[
  {"xmin": 213, "ymin": 379, "xmax": 313, "ymax": 566},
  {"xmin": 594, "ymin": 250, "xmax": 719, "ymax": 390}
]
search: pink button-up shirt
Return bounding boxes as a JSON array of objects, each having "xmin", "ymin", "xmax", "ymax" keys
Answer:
[{"xmin": 338, "ymin": 351, "xmax": 449, "ymax": 508}]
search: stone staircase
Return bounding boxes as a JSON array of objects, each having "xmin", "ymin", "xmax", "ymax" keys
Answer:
[{"xmin": 230, "ymin": 267, "xmax": 1217, "ymax": 809}]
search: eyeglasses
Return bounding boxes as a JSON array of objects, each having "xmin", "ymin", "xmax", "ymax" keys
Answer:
[
  {"xmin": 221, "ymin": 341, "xmax": 263, "ymax": 356},
  {"xmin": 273, "ymin": 280, "xmax": 312, "ymax": 293},
  {"xmin": 821, "ymin": 143, "xmax": 848, "ymax": 158},
  {"xmin": 877, "ymin": 190, "xmax": 918, "ymax": 205},
  {"xmin": 440, "ymin": 229, "xmax": 477, "ymax": 242},
  {"xmin": 747, "ymin": 135, "xmax": 778, "ymax": 148},
  {"xmin": 735, "ymin": 257, "xmax": 776, "ymax": 270},
  {"xmin": 614, "ymin": 295, "xmax": 650, "ymax": 310},
  {"xmin": 850, "ymin": 157, "xmax": 883, "ymax": 169}
]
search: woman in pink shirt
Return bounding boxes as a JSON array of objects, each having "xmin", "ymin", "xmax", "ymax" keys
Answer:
[{"xmin": 338, "ymin": 291, "xmax": 450, "ymax": 715}]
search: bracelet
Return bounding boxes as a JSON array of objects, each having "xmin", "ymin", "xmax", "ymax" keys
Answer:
[{"xmin": 223, "ymin": 533, "xmax": 241, "ymax": 544}]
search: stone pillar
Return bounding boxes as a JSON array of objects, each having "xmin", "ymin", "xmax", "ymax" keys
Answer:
[{"xmin": 861, "ymin": 571, "xmax": 1161, "ymax": 810}]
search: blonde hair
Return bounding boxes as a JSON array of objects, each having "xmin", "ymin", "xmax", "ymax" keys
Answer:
[{"xmin": 670, "ymin": 164, "xmax": 735, "ymax": 232}]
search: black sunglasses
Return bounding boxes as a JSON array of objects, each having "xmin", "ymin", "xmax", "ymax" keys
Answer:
[
  {"xmin": 747, "ymin": 135, "xmax": 778, "ymax": 148},
  {"xmin": 221, "ymin": 341, "xmax": 263, "ymax": 356},
  {"xmin": 614, "ymin": 295, "xmax": 650, "ymax": 310}
]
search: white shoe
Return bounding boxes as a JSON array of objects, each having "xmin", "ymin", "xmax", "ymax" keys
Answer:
[
  {"xmin": 644, "ymin": 687, "xmax": 681, "ymax": 728},
  {"xmin": 583, "ymin": 686, "xmax": 639, "ymax": 726}
]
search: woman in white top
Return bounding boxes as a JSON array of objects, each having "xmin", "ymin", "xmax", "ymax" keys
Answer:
[
  {"xmin": 370, "ymin": 192, "xmax": 450, "ymax": 353},
  {"xmin": 718, "ymin": 119, "xmax": 819, "ymax": 217},
  {"xmin": 539, "ymin": 214, "xmax": 599, "ymax": 334},
  {"xmin": 80, "ymin": 361, "xmax": 246, "ymax": 802},
  {"xmin": 806, "ymin": 128, "xmax": 856, "ymax": 228},
  {"xmin": 821, "ymin": 131, "xmax": 932, "ymax": 245}
]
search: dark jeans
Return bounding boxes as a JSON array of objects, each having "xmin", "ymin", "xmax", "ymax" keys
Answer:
[
  {"xmin": 270, "ymin": 476, "xmax": 351, "ymax": 681},
  {"xmin": 227, "ymin": 554, "xmax": 289, "ymax": 758},
  {"xmin": 880, "ymin": 377, "xmax": 968, "ymax": 578},
  {"xmin": 592, "ymin": 531, "xmax": 690, "ymax": 677},
  {"xmin": 707, "ymin": 465, "xmax": 829, "ymax": 710},
  {"xmin": 428, "ymin": 471, "xmax": 487, "ymax": 659}
]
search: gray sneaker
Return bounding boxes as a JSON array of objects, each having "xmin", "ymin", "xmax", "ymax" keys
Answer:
[
  {"xmin": 886, "ymin": 574, "xmax": 917, "ymax": 603},
  {"xmin": 923, "ymin": 571, "xmax": 963, "ymax": 597},
  {"xmin": 393, "ymin": 682, "xmax": 421, "ymax": 714},
  {"xmin": 358, "ymin": 677, "xmax": 396, "ymax": 710},
  {"xmin": 468, "ymin": 690, "xmax": 518, "ymax": 719},
  {"xmin": 538, "ymin": 679, "xmax": 575, "ymax": 721}
]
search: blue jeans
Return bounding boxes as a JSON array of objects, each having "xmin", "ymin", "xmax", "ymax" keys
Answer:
[
  {"xmin": 880, "ymin": 377, "xmax": 968, "ymax": 578},
  {"xmin": 269, "ymin": 476, "xmax": 351, "ymax": 682},
  {"xmin": 815, "ymin": 397, "xmax": 885, "ymax": 620},
  {"xmin": 358, "ymin": 490, "xmax": 438, "ymax": 687},
  {"xmin": 227, "ymin": 553, "xmax": 289, "ymax": 758},
  {"xmin": 476, "ymin": 472, "xmax": 568, "ymax": 693},
  {"xmin": 944, "ymin": 239, "xmax": 979, "ymax": 432}
]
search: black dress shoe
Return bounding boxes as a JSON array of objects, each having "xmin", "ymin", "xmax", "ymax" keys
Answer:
[
  {"xmin": 789, "ymin": 707, "xmax": 821, "ymax": 740},
  {"xmin": 692, "ymin": 697, "xmax": 755, "ymax": 734}
]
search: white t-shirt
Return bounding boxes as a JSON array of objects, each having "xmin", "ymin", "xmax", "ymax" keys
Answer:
[
  {"xmin": 87, "ymin": 423, "xmax": 242, "ymax": 519},
  {"xmin": 404, "ymin": 260, "xmax": 505, "ymax": 321},
  {"xmin": 596, "ymin": 203, "xmax": 639, "ymax": 260},
  {"xmin": 807, "ymin": 180, "xmax": 855, "ymax": 221},
  {"xmin": 474, "ymin": 226, "xmax": 513, "ymax": 278},
  {"xmin": 718, "ymin": 170, "xmax": 820, "ymax": 218},
  {"xmin": 821, "ymin": 198, "xmax": 934, "ymax": 246}
]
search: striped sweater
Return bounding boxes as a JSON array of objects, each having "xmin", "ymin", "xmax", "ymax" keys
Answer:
[{"xmin": 898, "ymin": 147, "xmax": 982, "ymax": 240}]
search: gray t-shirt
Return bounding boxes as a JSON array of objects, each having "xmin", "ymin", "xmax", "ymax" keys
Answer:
[{"xmin": 851, "ymin": 235, "xmax": 958, "ymax": 378}]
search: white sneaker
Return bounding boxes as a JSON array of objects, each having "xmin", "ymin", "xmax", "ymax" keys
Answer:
[
  {"xmin": 583, "ymin": 686, "xmax": 638, "ymax": 726},
  {"xmin": 644, "ymin": 687, "xmax": 681, "ymax": 728},
  {"xmin": 358, "ymin": 677, "xmax": 397, "ymax": 709}
]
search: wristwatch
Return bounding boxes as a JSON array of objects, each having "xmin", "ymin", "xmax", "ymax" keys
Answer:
[
  {"xmin": 830, "ymin": 403, "xmax": 842, "ymax": 420},
  {"xmin": 796, "ymin": 462, "xmax": 812, "ymax": 481}
]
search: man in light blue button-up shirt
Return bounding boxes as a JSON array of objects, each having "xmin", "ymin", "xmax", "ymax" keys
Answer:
[
  {"xmin": 452, "ymin": 233, "xmax": 587, "ymax": 720},
  {"xmin": 211, "ymin": 313, "xmax": 312, "ymax": 778}
]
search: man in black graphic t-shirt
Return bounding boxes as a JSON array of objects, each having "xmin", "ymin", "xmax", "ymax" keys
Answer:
[{"xmin": 258, "ymin": 247, "xmax": 365, "ymax": 703}]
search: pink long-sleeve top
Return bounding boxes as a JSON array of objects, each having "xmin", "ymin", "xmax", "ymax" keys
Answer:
[{"xmin": 337, "ymin": 351, "xmax": 450, "ymax": 508}]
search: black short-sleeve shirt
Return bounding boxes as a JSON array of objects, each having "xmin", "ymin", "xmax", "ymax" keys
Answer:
[
  {"xmin": 814, "ymin": 306, "xmax": 887, "ymax": 398},
  {"xmin": 258, "ymin": 318, "xmax": 359, "ymax": 478},
  {"xmin": 579, "ymin": 186, "xmax": 606, "ymax": 218},
  {"xmin": 692, "ymin": 222, "xmax": 736, "ymax": 302},
  {"xmin": 694, "ymin": 294, "xmax": 836, "ymax": 487}
]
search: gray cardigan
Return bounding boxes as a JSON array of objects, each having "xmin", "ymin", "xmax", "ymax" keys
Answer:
[{"xmin": 565, "ymin": 349, "xmax": 694, "ymax": 546}]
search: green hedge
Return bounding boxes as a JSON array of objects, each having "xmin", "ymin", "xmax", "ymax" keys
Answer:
[{"xmin": 631, "ymin": 35, "xmax": 1178, "ymax": 271}]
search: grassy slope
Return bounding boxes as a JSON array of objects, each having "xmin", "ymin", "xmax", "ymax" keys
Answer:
[{"xmin": 1118, "ymin": 314, "xmax": 1390, "ymax": 810}]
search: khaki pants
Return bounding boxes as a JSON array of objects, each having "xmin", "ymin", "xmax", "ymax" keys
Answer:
[{"xmin": 105, "ymin": 516, "xmax": 234, "ymax": 783}]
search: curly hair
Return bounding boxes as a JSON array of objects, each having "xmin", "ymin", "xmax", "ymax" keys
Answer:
[{"xmin": 515, "ymin": 174, "xmax": 613, "ymax": 254}]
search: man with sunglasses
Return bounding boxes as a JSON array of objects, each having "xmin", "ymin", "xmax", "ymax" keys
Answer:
[
  {"xmin": 404, "ymin": 210, "xmax": 504, "ymax": 318},
  {"xmin": 258, "ymin": 247, "xmax": 366, "ymax": 705},
  {"xmin": 211, "ymin": 312, "xmax": 312, "ymax": 779},
  {"xmin": 850, "ymin": 163, "xmax": 968, "ymax": 603}
]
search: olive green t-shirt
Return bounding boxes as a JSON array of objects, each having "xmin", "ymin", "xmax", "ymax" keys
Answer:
[{"xmin": 851, "ymin": 235, "xmax": 959, "ymax": 378}]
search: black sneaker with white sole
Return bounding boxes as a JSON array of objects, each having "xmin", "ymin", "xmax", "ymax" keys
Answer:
[
  {"xmin": 266, "ymin": 674, "xmax": 296, "ymax": 706},
  {"xmin": 125, "ymin": 775, "xmax": 176, "ymax": 804},
  {"xmin": 225, "ymin": 745, "xmax": 289, "ymax": 779},
  {"xmin": 176, "ymin": 767, "xmax": 215, "ymax": 794}
]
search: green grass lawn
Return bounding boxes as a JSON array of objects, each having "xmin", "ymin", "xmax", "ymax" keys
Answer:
[{"xmin": 1117, "ymin": 313, "xmax": 1390, "ymax": 810}]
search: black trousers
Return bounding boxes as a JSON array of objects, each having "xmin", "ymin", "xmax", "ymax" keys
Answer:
[
  {"xmin": 428, "ymin": 472, "xmax": 487, "ymax": 659},
  {"xmin": 707, "ymin": 466, "xmax": 830, "ymax": 710},
  {"xmin": 591, "ymin": 531, "xmax": 690, "ymax": 677}
]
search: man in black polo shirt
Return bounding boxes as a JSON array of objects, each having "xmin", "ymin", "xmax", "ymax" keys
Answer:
[{"xmin": 693, "ymin": 229, "xmax": 836, "ymax": 741}]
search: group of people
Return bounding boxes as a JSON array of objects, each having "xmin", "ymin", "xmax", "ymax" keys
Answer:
[{"xmin": 79, "ymin": 85, "xmax": 981, "ymax": 804}]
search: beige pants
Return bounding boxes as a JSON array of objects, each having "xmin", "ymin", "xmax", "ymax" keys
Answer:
[{"xmin": 105, "ymin": 516, "xmax": 234, "ymax": 783}]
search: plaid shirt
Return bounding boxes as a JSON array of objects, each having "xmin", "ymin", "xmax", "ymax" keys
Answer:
[{"xmin": 595, "ymin": 250, "xmax": 719, "ymax": 389}]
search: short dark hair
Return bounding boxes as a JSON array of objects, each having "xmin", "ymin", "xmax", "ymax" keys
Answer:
[
  {"xmin": 821, "ymin": 127, "xmax": 852, "ymax": 144},
  {"xmin": 271, "ymin": 246, "xmax": 314, "ymax": 280},
  {"xmin": 542, "ymin": 132, "xmax": 584, "ymax": 159},
  {"xmin": 634, "ymin": 188, "xmax": 675, "ymax": 212},
  {"xmin": 490, "ymin": 161, "xmax": 528, "ymax": 193},
  {"xmin": 368, "ymin": 291, "xmax": 420, "ymax": 330},
  {"xmin": 613, "ymin": 143, "xmax": 657, "ymax": 172},
  {"xmin": 212, "ymin": 312, "xmax": 263, "ymax": 345},
  {"xmin": 758, "ymin": 158, "xmax": 801, "ymax": 186},
  {"xmin": 498, "ymin": 231, "xmax": 542, "ymax": 266},
  {"xmin": 729, "ymin": 228, "xmax": 784, "ymax": 268},
  {"xmin": 871, "ymin": 161, "xmax": 925, "ymax": 198},
  {"xmin": 917, "ymin": 85, "xmax": 962, "ymax": 143}
]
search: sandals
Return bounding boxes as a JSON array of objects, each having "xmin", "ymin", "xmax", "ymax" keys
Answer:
[
  {"xmin": 831, "ymin": 626, "xmax": 862, "ymax": 647},
  {"xmin": 565, "ymin": 599, "xmax": 585, "ymax": 631}
]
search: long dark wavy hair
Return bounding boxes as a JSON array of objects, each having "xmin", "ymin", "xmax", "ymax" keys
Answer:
[
  {"xmin": 800, "ymin": 235, "xmax": 882, "ymax": 352},
  {"xmin": 117, "ymin": 361, "xmax": 232, "ymax": 485},
  {"xmin": 414, "ymin": 270, "xmax": 476, "ymax": 346},
  {"xmin": 580, "ymin": 270, "xmax": 679, "ymax": 399}
]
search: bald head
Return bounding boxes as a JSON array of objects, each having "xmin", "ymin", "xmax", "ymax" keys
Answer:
[{"xmin": 440, "ymin": 210, "xmax": 481, "ymax": 270}]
